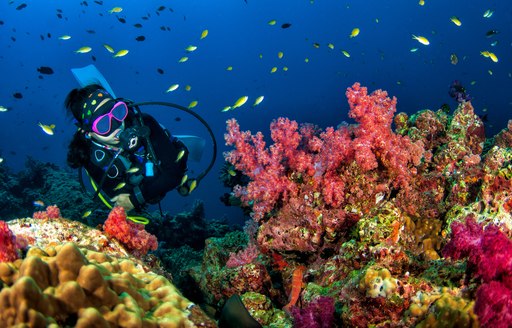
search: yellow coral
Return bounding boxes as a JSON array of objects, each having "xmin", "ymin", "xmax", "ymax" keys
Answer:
[
  {"xmin": 415, "ymin": 293, "xmax": 478, "ymax": 328},
  {"xmin": 0, "ymin": 242, "xmax": 211, "ymax": 327},
  {"xmin": 359, "ymin": 267, "xmax": 398, "ymax": 298}
]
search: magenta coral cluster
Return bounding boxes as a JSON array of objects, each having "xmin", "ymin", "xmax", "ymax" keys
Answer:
[
  {"xmin": 443, "ymin": 217, "xmax": 512, "ymax": 327},
  {"xmin": 224, "ymin": 83, "xmax": 425, "ymax": 253},
  {"xmin": 290, "ymin": 296, "xmax": 336, "ymax": 328}
]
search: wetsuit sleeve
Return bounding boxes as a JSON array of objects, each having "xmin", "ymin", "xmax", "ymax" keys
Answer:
[{"xmin": 130, "ymin": 114, "xmax": 188, "ymax": 207}]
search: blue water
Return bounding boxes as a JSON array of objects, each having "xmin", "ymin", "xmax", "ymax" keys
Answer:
[{"xmin": 1, "ymin": 0, "xmax": 511, "ymax": 225}]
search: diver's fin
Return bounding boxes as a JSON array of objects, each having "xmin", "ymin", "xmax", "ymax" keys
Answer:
[
  {"xmin": 218, "ymin": 294, "xmax": 262, "ymax": 328},
  {"xmin": 71, "ymin": 64, "xmax": 117, "ymax": 98},
  {"xmin": 175, "ymin": 135, "xmax": 205, "ymax": 162}
]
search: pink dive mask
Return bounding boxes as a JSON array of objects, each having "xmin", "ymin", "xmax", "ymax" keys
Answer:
[{"xmin": 91, "ymin": 101, "xmax": 129, "ymax": 135}]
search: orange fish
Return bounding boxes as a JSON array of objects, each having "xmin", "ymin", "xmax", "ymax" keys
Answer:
[{"xmin": 283, "ymin": 265, "xmax": 306, "ymax": 312}]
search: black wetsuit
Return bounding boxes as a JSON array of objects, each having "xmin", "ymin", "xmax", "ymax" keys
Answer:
[{"xmin": 84, "ymin": 112, "xmax": 188, "ymax": 210}]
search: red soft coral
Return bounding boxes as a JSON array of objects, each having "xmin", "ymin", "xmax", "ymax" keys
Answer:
[
  {"xmin": 103, "ymin": 206, "xmax": 158, "ymax": 256},
  {"xmin": 0, "ymin": 220, "xmax": 19, "ymax": 262},
  {"xmin": 224, "ymin": 83, "xmax": 426, "ymax": 254}
]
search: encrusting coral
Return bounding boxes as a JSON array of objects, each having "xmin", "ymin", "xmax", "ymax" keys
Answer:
[{"xmin": 0, "ymin": 242, "xmax": 215, "ymax": 327}]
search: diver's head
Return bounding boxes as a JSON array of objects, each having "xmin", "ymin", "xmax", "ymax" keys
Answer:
[{"xmin": 65, "ymin": 85, "xmax": 128, "ymax": 146}]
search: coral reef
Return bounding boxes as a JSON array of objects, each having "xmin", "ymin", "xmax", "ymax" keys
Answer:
[
  {"xmin": 0, "ymin": 242, "xmax": 215, "ymax": 327},
  {"xmin": 2, "ymin": 210, "xmax": 215, "ymax": 327},
  {"xmin": 0, "ymin": 158, "xmax": 101, "ymax": 223},
  {"xmin": 215, "ymin": 83, "xmax": 512, "ymax": 327}
]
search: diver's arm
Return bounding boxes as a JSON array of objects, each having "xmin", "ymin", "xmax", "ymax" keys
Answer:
[{"xmin": 112, "ymin": 193, "xmax": 134, "ymax": 212}]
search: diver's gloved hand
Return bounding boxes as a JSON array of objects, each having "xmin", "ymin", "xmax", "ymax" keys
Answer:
[{"xmin": 111, "ymin": 193, "xmax": 135, "ymax": 212}]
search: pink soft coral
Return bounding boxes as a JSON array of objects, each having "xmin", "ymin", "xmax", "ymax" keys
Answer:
[
  {"xmin": 33, "ymin": 205, "xmax": 61, "ymax": 220},
  {"xmin": 224, "ymin": 83, "xmax": 425, "ymax": 253},
  {"xmin": 103, "ymin": 206, "xmax": 158, "ymax": 256},
  {"xmin": 443, "ymin": 217, "xmax": 512, "ymax": 327},
  {"xmin": 0, "ymin": 220, "xmax": 19, "ymax": 262}
]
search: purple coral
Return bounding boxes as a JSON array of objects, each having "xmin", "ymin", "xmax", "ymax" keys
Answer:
[
  {"xmin": 443, "ymin": 217, "xmax": 512, "ymax": 327},
  {"xmin": 290, "ymin": 296, "xmax": 336, "ymax": 328}
]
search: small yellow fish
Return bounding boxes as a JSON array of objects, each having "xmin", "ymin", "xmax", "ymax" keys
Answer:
[
  {"xmin": 180, "ymin": 174, "xmax": 188, "ymax": 186},
  {"xmin": 412, "ymin": 34, "xmax": 430, "ymax": 45},
  {"xmin": 82, "ymin": 210, "xmax": 92, "ymax": 218},
  {"xmin": 483, "ymin": 9, "xmax": 494, "ymax": 18},
  {"xmin": 221, "ymin": 106, "xmax": 232, "ymax": 112},
  {"xmin": 470, "ymin": 81, "xmax": 477, "ymax": 85},
  {"xmin": 178, "ymin": 56, "xmax": 189, "ymax": 63},
  {"xmin": 227, "ymin": 169, "xmax": 236, "ymax": 177},
  {"xmin": 313, "ymin": 42, "xmax": 320, "ymax": 48},
  {"xmin": 188, "ymin": 100, "xmax": 198, "ymax": 109},
  {"xmin": 188, "ymin": 179, "xmax": 197, "ymax": 193},
  {"xmin": 270, "ymin": 66, "xmax": 278, "ymax": 73},
  {"xmin": 113, "ymin": 49, "xmax": 129, "ymax": 57},
  {"xmin": 33, "ymin": 200, "xmax": 45, "ymax": 207},
  {"xmin": 450, "ymin": 53, "xmax": 458, "ymax": 65},
  {"xmin": 350, "ymin": 28, "xmax": 360, "ymax": 38},
  {"xmin": 58, "ymin": 35, "xmax": 71, "ymax": 40},
  {"xmin": 38, "ymin": 122, "xmax": 55, "ymax": 135},
  {"xmin": 176, "ymin": 149, "xmax": 185, "ymax": 162},
  {"xmin": 283, "ymin": 66, "xmax": 288, "ymax": 71},
  {"xmin": 185, "ymin": 85, "xmax": 192, "ymax": 91},
  {"xmin": 113, "ymin": 182, "xmax": 126, "ymax": 191},
  {"xmin": 259, "ymin": 54, "xmax": 263, "ymax": 59},
  {"xmin": 103, "ymin": 44, "xmax": 115, "ymax": 53},
  {"xmin": 268, "ymin": 19, "xmax": 277, "ymax": 25},
  {"xmin": 0, "ymin": 157, "xmax": 3, "ymax": 164},
  {"xmin": 481, "ymin": 51, "xmax": 498, "ymax": 62},
  {"xmin": 341, "ymin": 50, "xmax": 350, "ymax": 58},
  {"xmin": 410, "ymin": 47, "xmax": 419, "ymax": 52},
  {"xmin": 450, "ymin": 16, "xmax": 462, "ymax": 26},
  {"xmin": 233, "ymin": 96, "xmax": 248, "ymax": 109},
  {"xmin": 185, "ymin": 45, "xmax": 198, "ymax": 52},
  {"xmin": 0, "ymin": 105, "xmax": 9, "ymax": 112},
  {"xmin": 278, "ymin": 51, "xmax": 284, "ymax": 59},
  {"xmin": 126, "ymin": 167, "xmax": 140, "ymax": 174},
  {"xmin": 200, "ymin": 29, "xmax": 209, "ymax": 39},
  {"xmin": 418, "ymin": 0, "xmax": 425, "ymax": 6},
  {"xmin": 109, "ymin": 7, "xmax": 123, "ymax": 14},
  {"xmin": 488, "ymin": 70, "xmax": 493, "ymax": 75},
  {"xmin": 226, "ymin": 66, "xmax": 233, "ymax": 71},
  {"xmin": 166, "ymin": 84, "xmax": 179, "ymax": 92},
  {"xmin": 327, "ymin": 43, "xmax": 335, "ymax": 50},
  {"xmin": 253, "ymin": 96, "xmax": 264, "ymax": 107},
  {"xmin": 304, "ymin": 58, "xmax": 309, "ymax": 63},
  {"xmin": 75, "ymin": 46, "xmax": 92, "ymax": 54}
]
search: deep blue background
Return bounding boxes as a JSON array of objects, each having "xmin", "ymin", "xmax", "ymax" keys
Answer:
[{"xmin": 1, "ymin": 0, "xmax": 511, "ymax": 225}]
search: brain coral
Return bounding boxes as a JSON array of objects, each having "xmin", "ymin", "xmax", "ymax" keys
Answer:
[{"xmin": 0, "ymin": 242, "xmax": 215, "ymax": 327}]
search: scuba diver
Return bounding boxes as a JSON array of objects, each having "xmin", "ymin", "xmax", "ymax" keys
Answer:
[
  {"xmin": 65, "ymin": 66, "xmax": 261, "ymax": 327},
  {"xmin": 65, "ymin": 65, "xmax": 216, "ymax": 218},
  {"xmin": 65, "ymin": 83, "xmax": 189, "ymax": 212}
]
